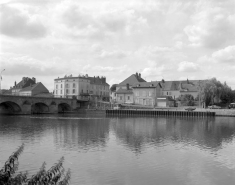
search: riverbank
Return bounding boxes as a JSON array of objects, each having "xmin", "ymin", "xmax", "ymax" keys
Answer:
[{"xmin": 85, "ymin": 108, "xmax": 235, "ymax": 117}]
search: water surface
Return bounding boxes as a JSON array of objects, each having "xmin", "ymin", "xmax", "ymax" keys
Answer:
[{"xmin": 0, "ymin": 114, "xmax": 235, "ymax": 185}]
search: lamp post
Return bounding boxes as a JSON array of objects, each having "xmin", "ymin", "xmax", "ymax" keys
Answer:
[{"xmin": 0, "ymin": 69, "xmax": 6, "ymax": 94}]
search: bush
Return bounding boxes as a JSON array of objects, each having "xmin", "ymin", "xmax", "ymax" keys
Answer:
[
  {"xmin": 181, "ymin": 94, "xmax": 195, "ymax": 106},
  {"xmin": 0, "ymin": 144, "xmax": 71, "ymax": 185}
]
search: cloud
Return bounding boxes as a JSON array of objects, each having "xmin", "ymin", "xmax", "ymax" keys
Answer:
[
  {"xmin": 99, "ymin": 50, "xmax": 128, "ymax": 59},
  {"xmin": 211, "ymin": 45, "xmax": 235, "ymax": 63},
  {"xmin": 0, "ymin": 5, "xmax": 47, "ymax": 39},
  {"xmin": 184, "ymin": 4, "xmax": 235, "ymax": 48},
  {"xmin": 178, "ymin": 61, "xmax": 200, "ymax": 72}
]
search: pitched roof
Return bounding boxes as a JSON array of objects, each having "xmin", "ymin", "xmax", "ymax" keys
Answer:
[
  {"xmin": 13, "ymin": 77, "xmax": 36, "ymax": 89},
  {"xmin": 132, "ymin": 81, "xmax": 161, "ymax": 88},
  {"xmin": 118, "ymin": 74, "xmax": 146, "ymax": 86},
  {"xmin": 116, "ymin": 88, "xmax": 133, "ymax": 94},
  {"xmin": 19, "ymin": 82, "xmax": 48, "ymax": 92},
  {"xmin": 180, "ymin": 83, "xmax": 198, "ymax": 92},
  {"xmin": 159, "ymin": 80, "xmax": 206, "ymax": 91},
  {"xmin": 88, "ymin": 77, "xmax": 109, "ymax": 86}
]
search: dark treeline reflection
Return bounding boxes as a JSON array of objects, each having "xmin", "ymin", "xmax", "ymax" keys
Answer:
[
  {"xmin": 111, "ymin": 117, "xmax": 235, "ymax": 153},
  {"xmin": 0, "ymin": 115, "xmax": 46, "ymax": 142},
  {"xmin": 53, "ymin": 118, "xmax": 110, "ymax": 150}
]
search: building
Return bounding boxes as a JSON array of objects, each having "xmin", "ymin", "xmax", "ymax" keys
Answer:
[
  {"xmin": 115, "ymin": 85, "xmax": 133, "ymax": 104},
  {"xmin": 54, "ymin": 74, "xmax": 110, "ymax": 100},
  {"xmin": 12, "ymin": 77, "xmax": 36, "ymax": 95},
  {"xmin": 115, "ymin": 73, "xmax": 146, "ymax": 104},
  {"xmin": 132, "ymin": 81, "xmax": 162, "ymax": 107},
  {"xmin": 160, "ymin": 79, "xmax": 205, "ymax": 100},
  {"xmin": 19, "ymin": 82, "xmax": 49, "ymax": 96}
]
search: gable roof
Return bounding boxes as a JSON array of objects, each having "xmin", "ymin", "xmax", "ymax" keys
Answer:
[
  {"xmin": 116, "ymin": 88, "xmax": 133, "ymax": 94},
  {"xmin": 132, "ymin": 81, "xmax": 162, "ymax": 88},
  {"xmin": 13, "ymin": 77, "xmax": 36, "ymax": 89},
  {"xmin": 19, "ymin": 82, "xmax": 49, "ymax": 92},
  {"xmin": 118, "ymin": 74, "xmax": 146, "ymax": 86}
]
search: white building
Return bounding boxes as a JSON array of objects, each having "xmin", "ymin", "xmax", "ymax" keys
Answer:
[{"xmin": 54, "ymin": 74, "xmax": 110, "ymax": 100}]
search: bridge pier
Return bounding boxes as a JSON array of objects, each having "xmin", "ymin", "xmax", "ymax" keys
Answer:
[{"xmin": 0, "ymin": 95, "xmax": 88, "ymax": 115}]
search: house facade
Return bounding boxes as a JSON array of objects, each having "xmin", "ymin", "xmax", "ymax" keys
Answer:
[
  {"xmin": 11, "ymin": 77, "xmax": 36, "ymax": 95},
  {"xmin": 132, "ymin": 82, "xmax": 162, "ymax": 107},
  {"xmin": 19, "ymin": 82, "xmax": 49, "ymax": 96},
  {"xmin": 115, "ymin": 73, "xmax": 146, "ymax": 104},
  {"xmin": 54, "ymin": 74, "xmax": 110, "ymax": 100},
  {"xmin": 160, "ymin": 79, "xmax": 205, "ymax": 100},
  {"xmin": 116, "ymin": 88, "xmax": 133, "ymax": 104}
]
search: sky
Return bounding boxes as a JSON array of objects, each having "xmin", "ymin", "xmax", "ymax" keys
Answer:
[{"xmin": 1, "ymin": 0, "xmax": 235, "ymax": 91}]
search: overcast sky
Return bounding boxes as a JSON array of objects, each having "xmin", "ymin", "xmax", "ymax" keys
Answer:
[{"xmin": 1, "ymin": 0, "xmax": 235, "ymax": 91}]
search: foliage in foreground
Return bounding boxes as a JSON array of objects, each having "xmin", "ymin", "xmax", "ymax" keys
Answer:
[{"xmin": 0, "ymin": 144, "xmax": 71, "ymax": 185}]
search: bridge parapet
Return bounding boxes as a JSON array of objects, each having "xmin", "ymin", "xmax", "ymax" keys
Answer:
[{"xmin": 0, "ymin": 95, "xmax": 88, "ymax": 114}]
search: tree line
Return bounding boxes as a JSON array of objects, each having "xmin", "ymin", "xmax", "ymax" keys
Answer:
[{"xmin": 178, "ymin": 78, "xmax": 235, "ymax": 107}]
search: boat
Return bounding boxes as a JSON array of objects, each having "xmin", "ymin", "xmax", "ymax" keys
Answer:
[{"xmin": 185, "ymin": 107, "xmax": 196, "ymax": 111}]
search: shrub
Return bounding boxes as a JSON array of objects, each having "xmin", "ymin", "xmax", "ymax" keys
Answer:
[{"xmin": 0, "ymin": 144, "xmax": 71, "ymax": 185}]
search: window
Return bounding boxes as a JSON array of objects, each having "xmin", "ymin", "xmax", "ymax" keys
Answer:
[
  {"xmin": 56, "ymin": 90, "xmax": 57, "ymax": 94},
  {"xmin": 66, "ymin": 89, "xmax": 69, "ymax": 94},
  {"xmin": 136, "ymin": 98, "xmax": 139, "ymax": 104},
  {"xmin": 56, "ymin": 85, "xmax": 58, "ymax": 89},
  {"xmin": 149, "ymin": 91, "xmax": 152, "ymax": 96},
  {"xmin": 61, "ymin": 84, "xmax": 63, "ymax": 88},
  {"xmin": 120, "ymin": 96, "xmax": 122, "ymax": 100},
  {"xmin": 73, "ymin": 83, "xmax": 75, "ymax": 88},
  {"xmin": 143, "ymin": 91, "xmax": 146, "ymax": 96},
  {"xmin": 66, "ymin": 84, "xmax": 69, "ymax": 88},
  {"xmin": 146, "ymin": 99, "xmax": 149, "ymax": 105},
  {"xmin": 167, "ymin": 92, "xmax": 168, "ymax": 95},
  {"xmin": 60, "ymin": 90, "xmax": 62, "ymax": 94},
  {"xmin": 81, "ymin": 89, "xmax": 83, "ymax": 93},
  {"xmin": 128, "ymin": 96, "xmax": 130, "ymax": 100},
  {"xmin": 73, "ymin": 89, "xmax": 75, "ymax": 94}
]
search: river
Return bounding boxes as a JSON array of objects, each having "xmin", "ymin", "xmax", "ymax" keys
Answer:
[{"xmin": 0, "ymin": 114, "xmax": 235, "ymax": 185}]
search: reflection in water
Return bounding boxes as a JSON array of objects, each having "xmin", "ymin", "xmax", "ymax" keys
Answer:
[
  {"xmin": 0, "ymin": 114, "xmax": 235, "ymax": 185},
  {"xmin": 53, "ymin": 118, "xmax": 110, "ymax": 150},
  {"xmin": 112, "ymin": 117, "xmax": 235, "ymax": 153}
]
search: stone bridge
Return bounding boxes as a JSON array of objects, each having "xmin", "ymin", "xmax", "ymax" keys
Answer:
[{"xmin": 0, "ymin": 95, "xmax": 88, "ymax": 114}]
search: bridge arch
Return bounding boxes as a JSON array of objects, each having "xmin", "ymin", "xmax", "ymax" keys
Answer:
[
  {"xmin": 23, "ymin": 100, "xmax": 31, "ymax": 105},
  {"xmin": 0, "ymin": 101, "xmax": 21, "ymax": 114},
  {"xmin": 58, "ymin": 103, "xmax": 71, "ymax": 113},
  {"xmin": 31, "ymin": 102, "xmax": 49, "ymax": 114}
]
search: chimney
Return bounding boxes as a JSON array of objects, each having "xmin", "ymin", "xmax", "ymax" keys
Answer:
[
  {"xmin": 136, "ymin": 72, "xmax": 138, "ymax": 77},
  {"xmin": 15, "ymin": 81, "xmax": 16, "ymax": 87},
  {"xmin": 126, "ymin": 83, "xmax": 129, "ymax": 90},
  {"xmin": 162, "ymin": 79, "xmax": 165, "ymax": 83},
  {"xmin": 139, "ymin": 73, "xmax": 141, "ymax": 78}
]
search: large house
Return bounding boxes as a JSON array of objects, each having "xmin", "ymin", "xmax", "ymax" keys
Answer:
[
  {"xmin": 160, "ymin": 79, "xmax": 204, "ymax": 100},
  {"xmin": 132, "ymin": 81, "xmax": 162, "ymax": 106},
  {"xmin": 113, "ymin": 72, "xmax": 206, "ymax": 107},
  {"xmin": 115, "ymin": 73, "xmax": 146, "ymax": 104},
  {"xmin": 12, "ymin": 77, "xmax": 36, "ymax": 95},
  {"xmin": 54, "ymin": 74, "xmax": 110, "ymax": 100},
  {"xmin": 19, "ymin": 82, "xmax": 49, "ymax": 96}
]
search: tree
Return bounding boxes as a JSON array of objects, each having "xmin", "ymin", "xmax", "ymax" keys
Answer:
[
  {"xmin": 0, "ymin": 144, "xmax": 71, "ymax": 185},
  {"xmin": 201, "ymin": 78, "xmax": 234, "ymax": 106},
  {"xmin": 110, "ymin": 84, "xmax": 117, "ymax": 92},
  {"xmin": 180, "ymin": 94, "xmax": 195, "ymax": 106}
]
